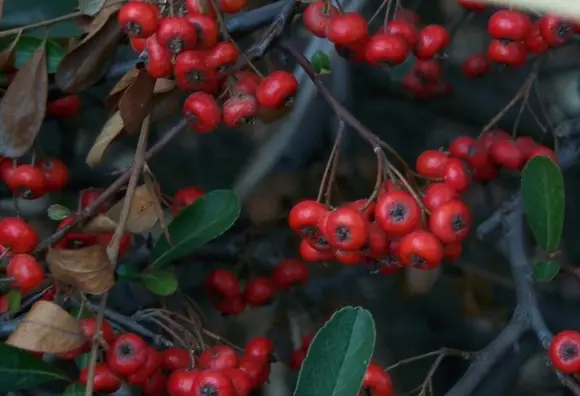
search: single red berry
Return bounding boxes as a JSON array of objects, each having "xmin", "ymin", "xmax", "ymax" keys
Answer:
[
  {"xmin": 290, "ymin": 348, "xmax": 306, "ymax": 371},
  {"xmin": 192, "ymin": 369, "xmax": 235, "ymax": 396},
  {"xmin": 79, "ymin": 188, "xmax": 109, "ymax": 213},
  {"xmin": 361, "ymin": 362, "xmax": 394, "ymax": 396},
  {"xmin": 299, "ymin": 238, "xmax": 334, "ymax": 262},
  {"xmin": 217, "ymin": 0, "xmax": 247, "ymax": 13},
  {"xmin": 204, "ymin": 269, "xmax": 241, "ymax": 298},
  {"xmin": 528, "ymin": 145, "xmax": 557, "ymax": 163},
  {"xmin": 413, "ymin": 59, "xmax": 442, "ymax": 83},
  {"xmin": 256, "ymin": 71, "xmax": 298, "ymax": 110},
  {"xmin": 222, "ymin": 368, "xmax": 253, "ymax": 396},
  {"xmin": 156, "ymin": 16, "xmax": 198, "ymax": 54},
  {"xmin": 185, "ymin": 0, "xmax": 216, "ymax": 18},
  {"xmin": 238, "ymin": 357, "xmax": 269, "ymax": 387},
  {"xmin": 80, "ymin": 362, "xmax": 121, "ymax": 393},
  {"xmin": 415, "ymin": 150, "xmax": 448, "ymax": 178},
  {"xmin": 185, "ymin": 13, "xmax": 219, "ymax": 50},
  {"xmin": 489, "ymin": 139, "xmax": 525, "ymax": 171},
  {"xmin": 233, "ymin": 71, "xmax": 262, "ymax": 96},
  {"xmin": 487, "ymin": 40, "xmax": 527, "ymax": 68},
  {"xmin": 199, "ymin": 345, "xmax": 238, "ymax": 370},
  {"xmin": 162, "ymin": 347, "xmax": 193, "ymax": 371},
  {"xmin": 0, "ymin": 217, "xmax": 38, "ymax": 254},
  {"xmin": 167, "ymin": 369, "xmax": 199, "ymax": 396},
  {"xmin": 461, "ymin": 54, "xmax": 489, "ymax": 78},
  {"xmin": 479, "ymin": 129, "xmax": 511, "ymax": 151},
  {"xmin": 128, "ymin": 347, "xmax": 162, "ymax": 385},
  {"xmin": 538, "ymin": 14, "xmax": 574, "ymax": 47},
  {"xmin": 244, "ymin": 277, "xmax": 277, "ymax": 307},
  {"xmin": 549, "ymin": 330, "xmax": 580, "ymax": 374},
  {"xmin": 303, "ymin": 1, "xmax": 339, "ymax": 38},
  {"xmin": 37, "ymin": 157, "xmax": 69, "ymax": 193},
  {"xmin": 222, "ymin": 95, "xmax": 259, "ymax": 128},
  {"xmin": 362, "ymin": 222, "xmax": 389, "ymax": 257},
  {"xmin": 47, "ymin": 95, "xmax": 81, "ymax": 118},
  {"xmin": 514, "ymin": 136, "xmax": 538, "ymax": 157},
  {"xmin": 326, "ymin": 12, "xmax": 368, "ymax": 45},
  {"xmin": 364, "ymin": 33, "xmax": 410, "ymax": 66},
  {"xmin": 97, "ymin": 232, "xmax": 131, "ymax": 258},
  {"xmin": 398, "ymin": 230, "xmax": 444, "ymax": 270},
  {"xmin": 448, "ymin": 136, "xmax": 488, "ymax": 169},
  {"xmin": 423, "ymin": 182, "xmax": 458, "ymax": 212},
  {"xmin": 174, "ymin": 50, "xmax": 216, "ymax": 91},
  {"xmin": 145, "ymin": 34, "xmax": 173, "ymax": 78},
  {"xmin": 346, "ymin": 199, "xmax": 376, "ymax": 220},
  {"xmin": 382, "ymin": 20, "xmax": 417, "ymax": 45},
  {"xmin": 205, "ymin": 42, "xmax": 238, "ymax": 73},
  {"xmin": 415, "ymin": 25, "xmax": 449, "ymax": 60},
  {"xmin": 79, "ymin": 317, "xmax": 116, "ymax": 347},
  {"xmin": 272, "ymin": 259, "xmax": 309, "ymax": 289},
  {"xmin": 143, "ymin": 370, "xmax": 167, "ymax": 396},
  {"xmin": 457, "ymin": 0, "xmax": 487, "ymax": 12},
  {"xmin": 7, "ymin": 254, "xmax": 44, "ymax": 293},
  {"xmin": 524, "ymin": 22, "xmax": 550, "ymax": 54},
  {"xmin": 429, "ymin": 199, "xmax": 472, "ymax": 244},
  {"xmin": 106, "ymin": 333, "xmax": 148, "ymax": 377},
  {"xmin": 213, "ymin": 294, "xmax": 246, "ymax": 315},
  {"xmin": 443, "ymin": 158, "xmax": 471, "ymax": 193},
  {"xmin": 334, "ymin": 40, "xmax": 368, "ymax": 63},
  {"xmin": 335, "ymin": 249, "xmax": 363, "ymax": 266},
  {"xmin": 183, "ymin": 92, "xmax": 221, "ymax": 133},
  {"xmin": 472, "ymin": 161, "xmax": 499, "ymax": 182},
  {"xmin": 4, "ymin": 164, "xmax": 47, "ymax": 199},
  {"xmin": 325, "ymin": 206, "xmax": 369, "ymax": 250},
  {"xmin": 130, "ymin": 37, "xmax": 147, "ymax": 53},
  {"xmin": 487, "ymin": 10, "xmax": 532, "ymax": 41},
  {"xmin": 375, "ymin": 190, "xmax": 420, "ymax": 236},
  {"xmin": 118, "ymin": 2, "xmax": 160, "ymax": 38},
  {"xmin": 443, "ymin": 242, "xmax": 462, "ymax": 260},
  {"xmin": 288, "ymin": 200, "xmax": 328, "ymax": 239},
  {"xmin": 244, "ymin": 337, "xmax": 274, "ymax": 362},
  {"xmin": 394, "ymin": 8, "xmax": 420, "ymax": 25},
  {"xmin": 172, "ymin": 186, "xmax": 204, "ymax": 216}
]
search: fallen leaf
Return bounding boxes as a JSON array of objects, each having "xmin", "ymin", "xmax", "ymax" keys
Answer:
[
  {"xmin": 79, "ymin": 0, "xmax": 106, "ymax": 16},
  {"xmin": 46, "ymin": 245, "xmax": 114, "ymax": 295},
  {"xmin": 0, "ymin": 30, "xmax": 22, "ymax": 72},
  {"xmin": 6, "ymin": 301, "xmax": 85, "ymax": 353},
  {"xmin": 154, "ymin": 78, "xmax": 176, "ymax": 94},
  {"xmin": 82, "ymin": 214, "xmax": 117, "ymax": 234},
  {"xmin": 85, "ymin": 110, "xmax": 124, "ymax": 167},
  {"xmin": 105, "ymin": 66, "xmax": 140, "ymax": 109},
  {"xmin": 55, "ymin": 10, "xmax": 122, "ymax": 93},
  {"xmin": 0, "ymin": 41, "xmax": 47, "ymax": 158},
  {"xmin": 106, "ymin": 184, "xmax": 159, "ymax": 233},
  {"xmin": 119, "ymin": 68, "xmax": 155, "ymax": 134}
]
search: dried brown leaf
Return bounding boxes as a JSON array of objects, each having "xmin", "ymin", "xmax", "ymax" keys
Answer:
[
  {"xmin": 55, "ymin": 10, "xmax": 123, "ymax": 93},
  {"xmin": 119, "ymin": 69, "xmax": 155, "ymax": 134},
  {"xmin": 47, "ymin": 245, "xmax": 114, "ymax": 294},
  {"xmin": 106, "ymin": 184, "xmax": 159, "ymax": 233},
  {"xmin": 403, "ymin": 266, "xmax": 441, "ymax": 295},
  {"xmin": 106, "ymin": 66, "xmax": 140, "ymax": 109},
  {"xmin": 154, "ymin": 78, "xmax": 176, "ymax": 94},
  {"xmin": 0, "ymin": 41, "xmax": 47, "ymax": 158},
  {"xmin": 151, "ymin": 89, "xmax": 182, "ymax": 122},
  {"xmin": 6, "ymin": 301, "xmax": 85, "ymax": 353},
  {"xmin": 0, "ymin": 30, "xmax": 22, "ymax": 72},
  {"xmin": 82, "ymin": 214, "xmax": 117, "ymax": 233},
  {"xmin": 143, "ymin": 169, "xmax": 170, "ymax": 242},
  {"xmin": 86, "ymin": 110, "xmax": 124, "ymax": 167}
]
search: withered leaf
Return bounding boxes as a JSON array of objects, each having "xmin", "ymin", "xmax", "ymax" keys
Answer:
[
  {"xmin": 0, "ymin": 30, "xmax": 22, "ymax": 72},
  {"xmin": 85, "ymin": 110, "xmax": 124, "ymax": 167},
  {"xmin": 46, "ymin": 245, "xmax": 114, "ymax": 295},
  {"xmin": 79, "ymin": 0, "xmax": 106, "ymax": 16},
  {"xmin": 83, "ymin": 214, "xmax": 117, "ymax": 234},
  {"xmin": 106, "ymin": 66, "xmax": 140, "ymax": 109},
  {"xmin": 0, "ymin": 41, "xmax": 47, "ymax": 158},
  {"xmin": 153, "ymin": 78, "xmax": 176, "ymax": 94},
  {"xmin": 151, "ymin": 89, "xmax": 183, "ymax": 122},
  {"xmin": 143, "ymin": 170, "xmax": 169, "ymax": 241},
  {"xmin": 55, "ymin": 10, "xmax": 122, "ymax": 93},
  {"xmin": 403, "ymin": 266, "xmax": 441, "ymax": 295},
  {"xmin": 6, "ymin": 301, "xmax": 85, "ymax": 353},
  {"xmin": 106, "ymin": 184, "xmax": 159, "ymax": 233},
  {"xmin": 119, "ymin": 69, "xmax": 156, "ymax": 134}
]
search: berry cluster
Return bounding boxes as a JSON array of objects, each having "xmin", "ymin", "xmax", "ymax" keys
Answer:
[
  {"xmin": 289, "ymin": 130, "xmax": 556, "ymax": 272},
  {"xmin": 204, "ymin": 258, "xmax": 309, "ymax": 315},
  {"xmin": 117, "ymin": 0, "xmax": 299, "ymax": 132},
  {"xmin": 0, "ymin": 157, "xmax": 69, "ymax": 200}
]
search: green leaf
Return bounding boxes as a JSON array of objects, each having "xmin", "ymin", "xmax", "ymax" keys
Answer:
[
  {"xmin": 294, "ymin": 307, "xmax": 376, "ymax": 396},
  {"xmin": 149, "ymin": 190, "xmax": 240, "ymax": 269},
  {"xmin": 78, "ymin": 0, "xmax": 105, "ymax": 16},
  {"xmin": 141, "ymin": 268, "xmax": 178, "ymax": 296},
  {"xmin": 311, "ymin": 51, "xmax": 331, "ymax": 74},
  {"xmin": 116, "ymin": 262, "xmax": 142, "ymax": 282},
  {"xmin": 47, "ymin": 204, "xmax": 72, "ymax": 221},
  {"xmin": 521, "ymin": 156, "xmax": 564, "ymax": 253},
  {"xmin": 0, "ymin": 342, "xmax": 68, "ymax": 392},
  {"xmin": 63, "ymin": 381, "xmax": 86, "ymax": 395},
  {"xmin": 6, "ymin": 288, "xmax": 21, "ymax": 313},
  {"xmin": 533, "ymin": 260, "xmax": 560, "ymax": 281},
  {"xmin": 74, "ymin": 353, "xmax": 91, "ymax": 369},
  {"xmin": 69, "ymin": 304, "xmax": 93, "ymax": 320},
  {"xmin": 13, "ymin": 37, "xmax": 66, "ymax": 74}
]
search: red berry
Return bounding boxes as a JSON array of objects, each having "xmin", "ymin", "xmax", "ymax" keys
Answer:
[
  {"xmin": 525, "ymin": 22, "xmax": 550, "ymax": 54},
  {"xmin": 413, "ymin": 59, "xmax": 442, "ymax": 83},
  {"xmin": 416, "ymin": 150, "xmax": 448, "ymax": 178},
  {"xmin": 238, "ymin": 357, "xmax": 269, "ymax": 387},
  {"xmin": 167, "ymin": 369, "xmax": 199, "ymax": 396},
  {"xmin": 0, "ymin": 217, "xmax": 38, "ymax": 254},
  {"xmin": 487, "ymin": 40, "xmax": 527, "ymax": 68},
  {"xmin": 185, "ymin": 13, "xmax": 219, "ymax": 50},
  {"xmin": 97, "ymin": 232, "xmax": 131, "ymax": 258},
  {"xmin": 479, "ymin": 129, "xmax": 510, "ymax": 151},
  {"xmin": 4, "ymin": 164, "xmax": 46, "ymax": 199},
  {"xmin": 7, "ymin": 254, "xmax": 44, "ymax": 293},
  {"xmin": 205, "ymin": 42, "xmax": 238, "ymax": 73},
  {"xmin": 457, "ymin": 0, "xmax": 487, "ymax": 12},
  {"xmin": 325, "ymin": 206, "xmax": 369, "ymax": 250},
  {"xmin": 397, "ymin": 230, "xmax": 444, "ymax": 270},
  {"xmin": 183, "ymin": 92, "xmax": 221, "ymax": 133},
  {"xmin": 171, "ymin": 186, "xmax": 204, "ymax": 216},
  {"xmin": 130, "ymin": 37, "xmax": 147, "ymax": 53},
  {"xmin": 361, "ymin": 362, "xmax": 394, "ymax": 396},
  {"xmin": 489, "ymin": 139, "xmax": 525, "ymax": 170},
  {"xmin": 128, "ymin": 347, "xmax": 161, "ymax": 385},
  {"xmin": 487, "ymin": 10, "xmax": 532, "ymax": 41},
  {"xmin": 550, "ymin": 331, "xmax": 580, "ymax": 374},
  {"xmin": 37, "ymin": 157, "xmax": 69, "ymax": 193},
  {"xmin": 382, "ymin": 20, "xmax": 417, "ymax": 45},
  {"xmin": 363, "ymin": 222, "xmax": 389, "ymax": 257},
  {"xmin": 415, "ymin": 25, "xmax": 449, "ymax": 60},
  {"xmin": 256, "ymin": 71, "xmax": 298, "ymax": 110},
  {"xmin": 423, "ymin": 182, "xmax": 458, "ymax": 212},
  {"xmin": 288, "ymin": 200, "xmax": 328, "ymax": 239},
  {"xmin": 428, "ymin": 199, "xmax": 472, "ymax": 244},
  {"xmin": 346, "ymin": 199, "xmax": 376, "ymax": 220},
  {"xmin": 222, "ymin": 95, "xmax": 258, "ymax": 128},
  {"xmin": 143, "ymin": 370, "xmax": 166, "ymax": 396},
  {"xmin": 528, "ymin": 145, "xmax": 557, "ymax": 163},
  {"xmin": 272, "ymin": 259, "xmax": 309, "ymax": 289},
  {"xmin": 290, "ymin": 348, "xmax": 306, "ymax": 371},
  {"xmin": 335, "ymin": 249, "xmax": 363, "ymax": 265},
  {"xmin": 199, "ymin": 345, "xmax": 238, "ymax": 370},
  {"xmin": 79, "ymin": 317, "xmax": 116, "ymax": 346},
  {"xmin": 461, "ymin": 54, "xmax": 489, "ymax": 79},
  {"xmin": 185, "ymin": 0, "xmax": 216, "ymax": 18},
  {"xmin": 302, "ymin": 1, "xmax": 338, "ymax": 38},
  {"xmin": 156, "ymin": 17, "xmax": 198, "ymax": 54},
  {"xmin": 514, "ymin": 136, "xmax": 538, "ymax": 157},
  {"xmin": 244, "ymin": 337, "xmax": 274, "ymax": 362},
  {"xmin": 299, "ymin": 238, "xmax": 334, "ymax": 262},
  {"xmin": 244, "ymin": 277, "xmax": 277, "ymax": 306},
  {"xmin": 161, "ymin": 347, "xmax": 192, "ymax": 371},
  {"xmin": 538, "ymin": 15, "xmax": 574, "ymax": 47},
  {"xmin": 192, "ymin": 369, "xmax": 235, "ymax": 395},
  {"xmin": 80, "ymin": 362, "xmax": 121, "ymax": 393},
  {"xmin": 204, "ymin": 269, "xmax": 241, "ymax": 298},
  {"xmin": 145, "ymin": 35, "xmax": 173, "ymax": 78},
  {"xmin": 443, "ymin": 158, "xmax": 471, "ymax": 193},
  {"xmin": 118, "ymin": 1, "xmax": 160, "ymax": 38},
  {"xmin": 217, "ymin": 0, "xmax": 247, "ymax": 13},
  {"xmin": 47, "ymin": 95, "xmax": 81, "ymax": 118},
  {"xmin": 213, "ymin": 294, "xmax": 246, "ymax": 315},
  {"xmin": 375, "ymin": 190, "xmax": 420, "ymax": 236},
  {"xmin": 326, "ymin": 12, "xmax": 368, "ymax": 45},
  {"xmin": 233, "ymin": 71, "xmax": 262, "ymax": 96},
  {"xmin": 174, "ymin": 50, "xmax": 216, "ymax": 91},
  {"xmin": 364, "ymin": 33, "xmax": 410, "ymax": 66},
  {"xmin": 106, "ymin": 333, "xmax": 148, "ymax": 377},
  {"xmin": 222, "ymin": 368, "xmax": 253, "ymax": 396},
  {"xmin": 443, "ymin": 242, "xmax": 462, "ymax": 260},
  {"xmin": 448, "ymin": 136, "xmax": 488, "ymax": 169}
]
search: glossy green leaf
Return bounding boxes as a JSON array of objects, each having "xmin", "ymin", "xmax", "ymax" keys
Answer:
[
  {"xmin": 47, "ymin": 204, "xmax": 72, "ymax": 221},
  {"xmin": 141, "ymin": 268, "xmax": 178, "ymax": 296},
  {"xmin": 311, "ymin": 51, "xmax": 331, "ymax": 74},
  {"xmin": 116, "ymin": 262, "xmax": 142, "ymax": 282},
  {"xmin": 74, "ymin": 353, "xmax": 91, "ymax": 369},
  {"xmin": 149, "ymin": 190, "xmax": 240, "ymax": 269},
  {"xmin": 294, "ymin": 307, "xmax": 375, "ymax": 396},
  {"xmin": 0, "ymin": 342, "xmax": 68, "ymax": 392},
  {"xmin": 63, "ymin": 381, "xmax": 86, "ymax": 395},
  {"xmin": 78, "ymin": 0, "xmax": 105, "ymax": 16},
  {"xmin": 6, "ymin": 288, "xmax": 21, "ymax": 313},
  {"xmin": 12, "ymin": 36, "xmax": 66, "ymax": 74},
  {"xmin": 521, "ymin": 156, "xmax": 564, "ymax": 253},
  {"xmin": 533, "ymin": 260, "xmax": 560, "ymax": 282}
]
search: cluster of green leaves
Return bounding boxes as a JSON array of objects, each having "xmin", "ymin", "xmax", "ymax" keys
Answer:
[{"xmin": 521, "ymin": 156, "xmax": 565, "ymax": 281}]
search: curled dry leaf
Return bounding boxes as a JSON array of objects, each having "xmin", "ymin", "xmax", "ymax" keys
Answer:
[
  {"xmin": 85, "ymin": 110, "xmax": 123, "ymax": 167},
  {"xmin": 403, "ymin": 266, "xmax": 441, "ymax": 295},
  {"xmin": 153, "ymin": 78, "xmax": 176, "ymax": 94},
  {"xmin": 119, "ymin": 68, "xmax": 156, "ymax": 135},
  {"xmin": 6, "ymin": 301, "xmax": 85, "ymax": 353},
  {"xmin": 106, "ymin": 66, "xmax": 140, "ymax": 109},
  {"xmin": 106, "ymin": 184, "xmax": 159, "ymax": 233},
  {"xmin": 151, "ymin": 89, "xmax": 182, "ymax": 121},
  {"xmin": 0, "ymin": 30, "xmax": 22, "ymax": 72},
  {"xmin": 55, "ymin": 7, "xmax": 123, "ymax": 93},
  {"xmin": 82, "ymin": 214, "xmax": 117, "ymax": 233},
  {"xmin": 46, "ymin": 244, "xmax": 114, "ymax": 295},
  {"xmin": 0, "ymin": 41, "xmax": 47, "ymax": 158}
]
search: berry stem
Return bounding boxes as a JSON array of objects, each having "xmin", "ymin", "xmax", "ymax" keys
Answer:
[{"xmin": 317, "ymin": 120, "xmax": 345, "ymax": 204}]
